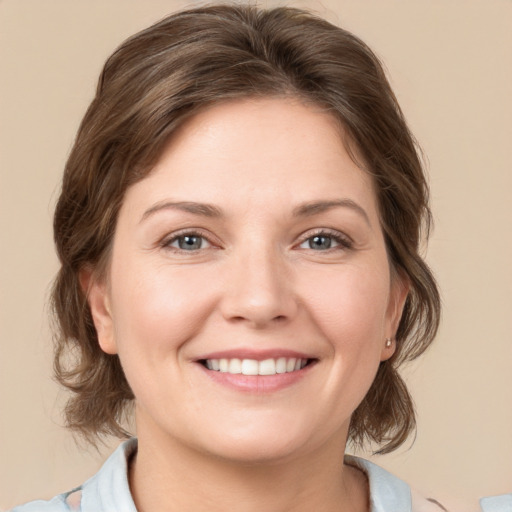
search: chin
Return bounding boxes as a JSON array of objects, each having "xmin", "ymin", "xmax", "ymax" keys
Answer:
[
  {"xmin": 206, "ymin": 437, "xmax": 307, "ymax": 465},
  {"xmin": 192, "ymin": 417, "xmax": 323, "ymax": 465}
]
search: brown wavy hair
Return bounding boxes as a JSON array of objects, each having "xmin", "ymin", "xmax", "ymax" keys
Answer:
[{"xmin": 52, "ymin": 4, "xmax": 440, "ymax": 453}]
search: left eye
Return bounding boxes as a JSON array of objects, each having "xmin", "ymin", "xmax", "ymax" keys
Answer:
[
  {"xmin": 167, "ymin": 234, "xmax": 211, "ymax": 251},
  {"xmin": 299, "ymin": 233, "xmax": 348, "ymax": 251}
]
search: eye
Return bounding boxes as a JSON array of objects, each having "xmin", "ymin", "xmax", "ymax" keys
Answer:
[
  {"xmin": 304, "ymin": 234, "xmax": 335, "ymax": 251},
  {"xmin": 165, "ymin": 232, "xmax": 212, "ymax": 252},
  {"xmin": 298, "ymin": 230, "xmax": 352, "ymax": 251}
]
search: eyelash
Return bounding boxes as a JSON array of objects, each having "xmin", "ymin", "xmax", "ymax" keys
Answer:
[{"xmin": 160, "ymin": 228, "xmax": 354, "ymax": 254}]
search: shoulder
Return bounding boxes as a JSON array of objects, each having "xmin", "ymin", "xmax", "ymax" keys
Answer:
[
  {"xmin": 8, "ymin": 491, "xmax": 76, "ymax": 512},
  {"xmin": 9, "ymin": 438, "xmax": 137, "ymax": 512},
  {"xmin": 345, "ymin": 455, "xmax": 448, "ymax": 512}
]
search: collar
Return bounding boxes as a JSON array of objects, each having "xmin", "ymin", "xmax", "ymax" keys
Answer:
[
  {"xmin": 79, "ymin": 439, "xmax": 413, "ymax": 512},
  {"xmin": 345, "ymin": 455, "xmax": 412, "ymax": 512},
  {"xmin": 80, "ymin": 438, "xmax": 137, "ymax": 512},
  {"xmin": 480, "ymin": 494, "xmax": 512, "ymax": 512}
]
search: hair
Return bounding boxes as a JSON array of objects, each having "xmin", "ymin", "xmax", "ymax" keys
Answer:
[{"xmin": 52, "ymin": 3, "xmax": 440, "ymax": 454}]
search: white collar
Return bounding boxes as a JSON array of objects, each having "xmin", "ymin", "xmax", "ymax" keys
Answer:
[
  {"xmin": 345, "ymin": 455, "xmax": 413, "ymax": 512},
  {"xmin": 78, "ymin": 439, "xmax": 438, "ymax": 512}
]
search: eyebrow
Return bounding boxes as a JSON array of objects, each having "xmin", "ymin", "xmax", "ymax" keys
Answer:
[
  {"xmin": 140, "ymin": 198, "xmax": 371, "ymax": 226},
  {"xmin": 292, "ymin": 199, "xmax": 371, "ymax": 226},
  {"xmin": 140, "ymin": 201, "xmax": 223, "ymax": 223}
]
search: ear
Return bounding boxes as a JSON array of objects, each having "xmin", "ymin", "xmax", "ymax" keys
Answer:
[
  {"xmin": 79, "ymin": 267, "xmax": 118, "ymax": 355},
  {"xmin": 380, "ymin": 272, "xmax": 410, "ymax": 362}
]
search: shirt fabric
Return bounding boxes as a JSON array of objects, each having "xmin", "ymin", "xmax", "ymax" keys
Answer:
[
  {"xmin": 11, "ymin": 438, "xmax": 445, "ymax": 512},
  {"xmin": 480, "ymin": 494, "xmax": 512, "ymax": 512}
]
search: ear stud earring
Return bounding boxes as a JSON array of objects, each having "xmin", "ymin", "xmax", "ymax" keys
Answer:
[{"xmin": 385, "ymin": 337, "xmax": 393, "ymax": 348}]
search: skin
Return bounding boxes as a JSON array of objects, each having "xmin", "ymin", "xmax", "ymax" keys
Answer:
[{"xmin": 86, "ymin": 98, "xmax": 408, "ymax": 512}]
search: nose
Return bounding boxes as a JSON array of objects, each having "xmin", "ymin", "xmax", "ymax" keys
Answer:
[{"xmin": 219, "ymin": 245, "xmax": 298, "ymax": 328}]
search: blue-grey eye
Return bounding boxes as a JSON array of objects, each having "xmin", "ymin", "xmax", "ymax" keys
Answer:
[
  {"xmin": 298, "ymin": 232, "xmax": 352, "ymax": 251},
  {"xmin": 307, "ymin": 235, "xmax": 334, "ymax": 250},
  {"xmin": 181, "ymin": 235, "xmax": 202, "ymax": 250},
  {"xmin": 171, "ymin": 234, "xmax": 209, "ymax": 251}
]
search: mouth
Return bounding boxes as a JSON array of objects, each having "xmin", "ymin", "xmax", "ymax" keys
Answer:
[{"xmin": 199, "ymin": 357, "xmax": 316, "ymax": 376}]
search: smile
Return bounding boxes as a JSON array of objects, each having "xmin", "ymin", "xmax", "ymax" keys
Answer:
[{"xmin": 202, "ymin": 357, "xmax": 311, "ymax": 376}]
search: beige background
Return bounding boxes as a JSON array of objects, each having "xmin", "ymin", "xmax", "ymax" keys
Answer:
[{"xmin": 1, "ymin": 1, "xmax": 511, "ymax": 510}]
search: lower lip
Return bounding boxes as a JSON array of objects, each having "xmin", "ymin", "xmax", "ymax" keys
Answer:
[{"xmin": 196, "ymin": 362, "xmax": 316, "ymax": 393}]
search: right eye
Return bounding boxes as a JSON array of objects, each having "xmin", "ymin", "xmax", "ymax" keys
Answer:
[{"xmin": 296, "ymin": 229, "xmax": 353, "ymax": 252}]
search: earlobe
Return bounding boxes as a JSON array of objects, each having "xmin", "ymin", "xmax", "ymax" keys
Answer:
[
  {"xmin": 79, "ymin": 267, "xmax": 118, "ymax": 355},
  {"xmin": 390, "ymin": 275, "xmax": 410, "ymax": 335},
  {"xmin": 381, "ymin": 274, "xmax": 410, "ymax": 362}
]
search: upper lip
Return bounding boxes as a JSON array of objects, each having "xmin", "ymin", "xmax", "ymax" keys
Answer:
[{"xmin": 195, "ymin": 349, "xmax": 317, "ymax": 361}]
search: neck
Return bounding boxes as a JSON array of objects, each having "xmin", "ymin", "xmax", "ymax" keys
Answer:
[{"xmin": 129, "ymin": 428, "xmax": 369, "ymax": 512}]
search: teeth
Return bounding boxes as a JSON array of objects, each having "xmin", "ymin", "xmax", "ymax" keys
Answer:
[
  {"xmin": 204, "ymin": 357, "xmax": 309, "ymax": 375},
  {"xmin": 275, "ymin": 357, "xmax": 287, "ymax": 374},
  {"xmin": 259, "ymin": 358, "xmax": 277, "ymax": 375},
  {"xmin": 241, "ymin": 359, "xmax": 259, "ymax": 375},
  {"xmin": 228, "ymin": 358, "xmax": 242, "ymax": 374}
]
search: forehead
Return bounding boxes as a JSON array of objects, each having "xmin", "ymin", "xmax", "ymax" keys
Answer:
[{"xmin": 122, "ymin": 97, "xmax": 378, "ymax": 222}]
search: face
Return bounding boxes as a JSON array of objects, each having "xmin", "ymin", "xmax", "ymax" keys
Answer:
[{"xmin": 87, "ymin": 98, "xmax": 407, "ymax": 464}]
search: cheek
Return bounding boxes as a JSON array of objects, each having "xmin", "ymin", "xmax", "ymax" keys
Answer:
[
  {"xmin": 299, "ymin": 263, "xmax": 390, "ymax": 348},
  {"xmin": 292, "ymin": 265, "xmax": 391, "ymax": 432},
  {"xmin": 109, "ymin": 259, "xmax": 216, "ymax": 360}
]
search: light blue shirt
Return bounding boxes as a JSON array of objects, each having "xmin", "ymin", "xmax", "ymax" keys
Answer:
[
  {"xmin": 480, "ymin": 494, "xmax": 512, "ymax": 512},
  {"xmin": 10, "ymin": 438, "xmax": 445, "ymax": 512}
]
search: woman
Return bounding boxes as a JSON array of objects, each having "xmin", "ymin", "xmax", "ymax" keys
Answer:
[{"xmin": 12, "ymin": 4, "xmax": 443, "ymax": 511}]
